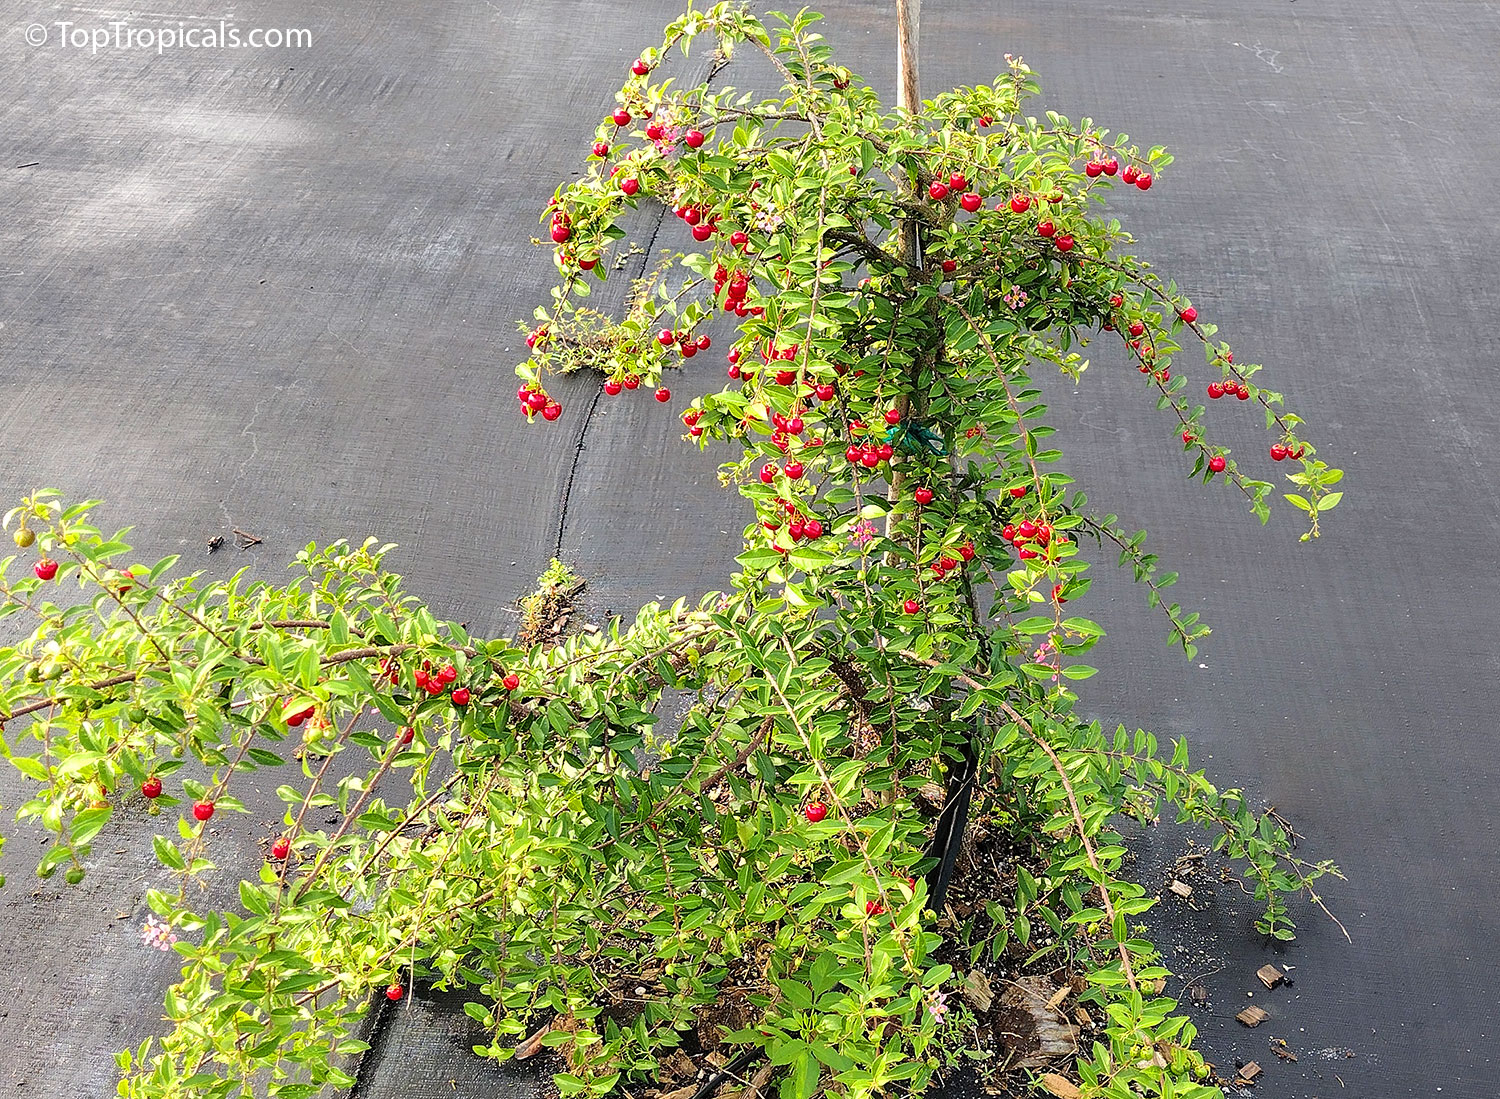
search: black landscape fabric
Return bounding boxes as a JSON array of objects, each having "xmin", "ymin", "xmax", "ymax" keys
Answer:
[{"xmin": 2, "ymin": 1, "xmax": 1497, "ymax": 1096}]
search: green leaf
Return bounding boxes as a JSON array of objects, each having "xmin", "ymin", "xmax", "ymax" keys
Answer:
[{"xmin": 153, "ymin": 835, "xmax": 186, "ymax": 870}]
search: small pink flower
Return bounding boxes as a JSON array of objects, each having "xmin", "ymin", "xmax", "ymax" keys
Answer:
[
  {"xmin": 140, "ymin": 915, "xmax": 178, "ymax": 952},
  {"xmin": 850, "ymin": 519, "xmax": 878, "ymax": 549}
]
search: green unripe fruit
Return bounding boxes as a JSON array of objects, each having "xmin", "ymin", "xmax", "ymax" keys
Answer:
[{"xmin": 64, "ymin": 866, "xmax": 86, "ymax": 885}]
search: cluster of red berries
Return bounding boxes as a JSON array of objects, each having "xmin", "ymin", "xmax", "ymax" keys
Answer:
[
  {"xmin": 1084, "ymin": 156, "xmax": 1121, "ymax": 177},
  {"xmin": 714, "ymin": 264, "xmax": 763, "ymax": 317},
  {"xmin": 656, "ymin": 327, "xmax": 709, "ymax": 360},
  {"xmin": 763, "ymin": 495, "xmax": 824, "ymax": 539},
  {"xmin": 926, "ymin": 170, "xmax": 972, "ymax": 202},
  {"xmin": 672, "ymin": 200, "xmax": 719, "ymax": 242},
  {"xmin": 1269, "ymin": 442, "xmax": 1305, "ymax": 462},
  {"xmin": 413, "ymin": 660, "xmax": 470, "ymax": 705},
  {"xmin": 517, "ymin": 385, "xmax": 562, "ymax": 422},
  {"xmin": 1207, "ymin": 380, "xmax": 1250, "ymax": 401},
  {"xmin": 284, "ymin": 700, "xmax": 318, "ymax": 727},
  {"xmin": 1035, "ymin": 219, "xmax": 1076, "ymax": 251},
  {"xmin": 923, "ymin": 541, "xmax": 975, "ymax": 584},
  {"xmin": 1000, "ymin": 518, "xmax": 1067, "ymax": 561},
  {"xmin": 549, "ymin": 209, "xmax": 571, "ymax": 245}
]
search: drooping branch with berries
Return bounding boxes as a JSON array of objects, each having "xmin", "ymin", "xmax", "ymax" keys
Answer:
[{"xmin": 0, "ymin": 6, "xmax": 1343, "ymax": 1099}]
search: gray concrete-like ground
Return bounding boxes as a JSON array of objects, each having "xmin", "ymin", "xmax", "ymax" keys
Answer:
[{"xmin": 2, "ymin": 2, "xmax": 1497, "ymax": 1096}]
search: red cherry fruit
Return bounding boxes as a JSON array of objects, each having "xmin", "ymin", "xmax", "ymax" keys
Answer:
[
  {"xmin": 632, "ymin": 58, "xmax": 651, "ymax": 76},
  {"xmin": 502, "ymin": 673, "xmax": 521, "ymax": 691},
  {"xmin": 578, "ymin": 257, "xmax": 598, "ymax": 271},
  {"xmin": 1122, "ymin": 164, "xmax": 1140, "ymax": 184},
  {"xmin": 1037, "ymin": 220, "xmax": 1055, "ymax": 238},
  {"xmin": 657, "ymin": 329, "xmax": 675, "ymax": 347},
  {"xmin": 193, "ymin": 801, "xmax": 215, "ymax": 822},
  {"xmin": 1128, "ymin": 320, "xmax": 1145, "ymax": 338},
  {"xmin": 612, "ymin": 108, "xmax": 631, "ymax": 126},
  {"xmin": 760, "ymin": 463, "xmax": 778, "ymax": 484},
  {"xmin": 1002, "ymin": 524, "xmax": 1017, "ymax": 541},
  {"xmin": 682, "ymin": 409, "xmax": 701, "ymax": 426},
  {"xmin": 1109, "ymin": 294, "xmax": 1124, "ymax": 308},
  {"xmin": 1236, "ymin": 386, "xmax": 1251, "ymax": 401},
  {"xmin": 1182, "ymin": 430, "xmax": 1195, "ymax": 444},
  {"xmin": 804, "ymin": 801, "xmax": 828, "ymax": 823},
  {"xmin": 526, "ymin": 390, "xmax": 549, "ymax": 411},
  {"xmin": 655, "ymin": 386, "xmax": 671, "ymax": 403},
  {"xmin": 438, "ymin": 664, "xmax": 457, "ymax": 684},
  {"xmin": 684, "ymin": 129, "xmax": 705, "ymax": 148},
  {"xmin": 141, "ymin": 777, "xmax": 163, "ymax": 799},
  {"xmin": 861, "ymin": 450, "xmax": 880, "ymax": 468},
  {"xmin": 592, "ymin": 141, "xmax": 609, "ymax": 158},
  {"xmin": 949, "ymin": 172, "xmax": 967, "ymax": 190},
  {"xmin": 1270, "ymin": 443, "xmax": 1289, "ymax": 461},
  {"xmin": 399, "ymin": 726, "xmax": 415, "ymax": 744},
  {"xmin": 34, "ymin": 558, "xmax": 58, "ymax": 581},
  {"xmin": 451, "ymin": 687, "xmax": 470, "ymax": 706},
  {"xmin": 1178, "ymin": 306, "xmax": 1197, "ymax": 323},
  {"xmin": 1209, "ymin": 455, "xmax": 1227, "ymax": 473},
  {"xmin": 696, "ymin": 334, "xmax": 711, "ymax": 351},
  {"xmin": 550, "ymin": 224, "xmax": 571, "ymax": 244},
  {"xmin": 865, "ymin": 899, "xmax": 885, "ymax": 916},
  {"xmin": 621, "ymin": 177, "xmax": 640, "ymax": 196},
  {"xmin": 914, "ymin": 486, "xmax": 934, "ymax": 504},
  {"xmin": 692, "ymin": 223, "xmax": 714, "ymax": 242},
  {"xmin": 623, "ymin": 374, "xmax": 640, "ymax": 390},
  {"xmin": 877, "ymin": 443, "xmax": 894, "ymax": 460},
  {"xmin": 646, "ymin": 122, "xmax": 663, "ymax": 140},
  {"xmin": 1055, "ymin": 234, "xmax": 1075, "ymax": 252},
  {"xmin": 1289, "ymin": 446, "xmax": 1306, "ymax": 459},
  {"xmin": 1009, "ymin": 195, "xmax": 1031, "ymax": 214},
  {"xmin": 884, "ymin": 408, "xmax": 902, "ymax": 426},
  {"xmin": 728, "ymin": 363, "xmax": 741, "ymax": 379},
  {"xmin": 928, "ymin": 181, "xmax": 949, "ymax": 201},
  {"xmin": 815, "ymin": 383, "xmax": 835, "ymax": 401},
  {"xmin": 941, "ymin": 258, "xmax": 957, "ymax": 273},
  {"xmin": 960, "ymin": 191, "xmax": 983, "ymax": 212},
  {"xmin": 775, "ymin": 369, "xmax": 796, "ymax": 385},
  {"xmin": 386, "ymin": 984, "xmax": 405, "ymax": 1002},
  {"xmin": 1136, "ymin": 172, "xmax": 1153, "ymax": 190},
  {"xmin": 1085, "ymin": 161, "xmax": 1103, "ymax": 177},
  {"xmin": 1207, "ymin": 382, "xmax": 1224, "ymax": 399},
  {"xmin": 541, "ymin": 401, "xmax": 563, "ymax": 421},
  {"xmin": 804, "ymin": 519, "xmax": 823, "ymax": 539},
  {"xmin": 1009, "ymin": 485, "xmax": 1029, "ymax": 498},
  {"xmin": 729, "ymin": 230, "xmax": 749, "ymax": 248},
  {"xmin": 1018, "ymin": 520, "xmax": 1038, "ymax": 540},
  {"xmin": 1052, "ymin": 583, "xmax": 1067, "ymax": 604},
  {"xmin": 1103, "ymin": 157, "xmax": 1119, "ymax": 176},
  {"xmin": 903, "ymin": 599, "xmax": 920, "ymax": 614},
  {"xmin": 604, "ymin": 379, "xmax": 622, "ymax": 396},
  {"xmin": 844, "ymin": 444, "xmax": 862, "ymax": 463},
  {"xmin": 958, "ymin": 542, "xmax": 975, "ymax": 561},
  {"xmin": 271, "ymin": 837, "xmax": 291, "ymax": 860},
  {"xmin": 680, "ymin": 344, "xmax": 698, "ymax": 359},
  {"xmin": 784, "ymin": 461, "xmax": 804, "ymax": 480}
]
